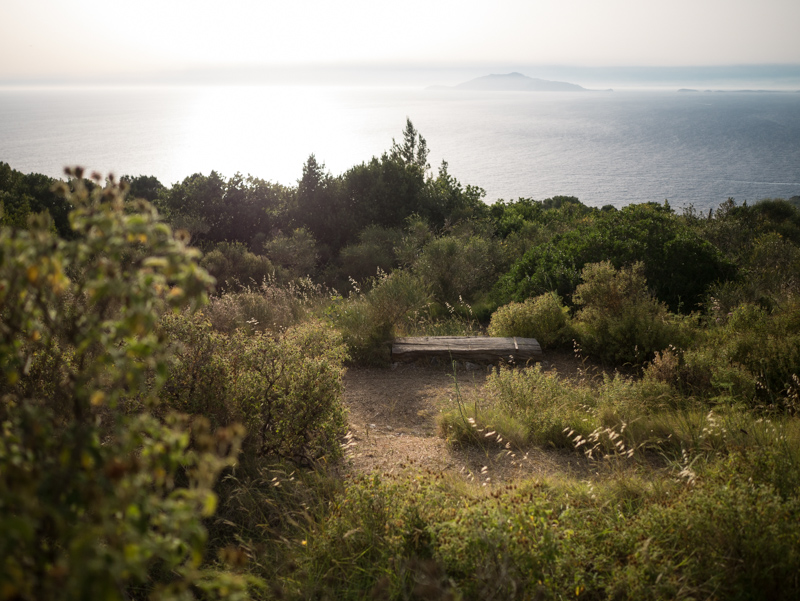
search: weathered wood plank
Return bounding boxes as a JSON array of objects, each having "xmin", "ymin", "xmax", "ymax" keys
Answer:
[{"xmin": 391, "ymin": 336, "xmax": 542, "ymax": 364}]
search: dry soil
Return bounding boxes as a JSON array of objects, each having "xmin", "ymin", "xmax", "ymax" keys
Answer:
[{"xmin": 341, "ymin": 351, "xmax": 598, "ymax": 484}]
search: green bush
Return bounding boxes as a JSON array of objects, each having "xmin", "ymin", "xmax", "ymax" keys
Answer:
[
  {"xmin": 160, "ymin": 311, "xmax": 348, "ymax": 463},
  {"xmin": 158, "ymin": 312, "xmax": 231, "ymax": 427},
  {"xmin": 488, "ymin": 292, "xmax": 572, "ymax": 348},
  {"xmin": 229, "ymin": 321, "xmax": 348, "ymax": 463},
  {"xmin": 199, "ymin": 240, "xmax": 275, "ymax": 290},
  {"xmin": 333, "ymin": 224, "xmax": 402, "ymax": 287},
  {"xmin": 202, "ymin": 277, "xmax": 318, "ymax": 334},
  {"xmin": 573, "ymin": 262, "xmax": 686, "ymax": 366},
  {"xmin": 606, "ymin": 474, "xmax": 800, "ymax": 600},
  {"xmin": 296, "ymin": 471, "xmax": 562, "ymax": 600},
  {"xmin": 700, "ymin": 301, "xmax": 800, "ymax": 408},
  {"xmin": 330, "ymin": 270, "xmax": 431, "ymax": 365},
  {"xmin": 413, "ymin": 233, "xmax": 500, "ymax": 304},
  {"xmin": 260, "ymin": 227, "xmax": 319, "ymax": 281},
  {"xmin": 494, "ymin": 202, "xmax": 735, "ymax": 313},
  {"xmin": 0, "ymin": 172, "xmax": 246, "ymax": 600}
]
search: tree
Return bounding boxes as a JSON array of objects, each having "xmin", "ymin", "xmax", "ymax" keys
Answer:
[{"xmin": 390, "ymin": 117, "xmax": 429, "ymax": 170}]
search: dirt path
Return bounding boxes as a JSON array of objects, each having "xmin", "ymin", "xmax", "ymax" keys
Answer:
[{"xmin": 342, "ymin": 353, "xmax": 594, "ymax": 483}]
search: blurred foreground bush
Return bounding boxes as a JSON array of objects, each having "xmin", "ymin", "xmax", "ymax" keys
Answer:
[{"xmin": 0, "ymin": 172, "xmax": 246, "ymax": 600}]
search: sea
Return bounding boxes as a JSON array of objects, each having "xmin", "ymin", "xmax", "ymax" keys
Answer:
[{"xmin": 1, "ymin": 85, "xmax": 799, "ymax": 212}]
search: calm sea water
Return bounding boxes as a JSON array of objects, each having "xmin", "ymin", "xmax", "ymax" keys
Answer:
[{"xmin": 1, "ymin": 86, "xmax": 799, "ymax": 211}]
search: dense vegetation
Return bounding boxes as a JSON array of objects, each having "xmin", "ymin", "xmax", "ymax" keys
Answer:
[{"xmin": 2, "ymin": 122, "xmax": 800, "ymax": 599}]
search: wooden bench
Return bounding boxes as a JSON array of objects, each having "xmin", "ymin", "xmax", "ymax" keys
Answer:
[{"xmin": 391, "ymin": 336, "xmax": 542, "ymax": 364}]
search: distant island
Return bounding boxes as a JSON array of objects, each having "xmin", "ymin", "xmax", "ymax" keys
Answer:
[{"xmin": 428, "ymin": 72, "xmax": 609, "ymax": 92}]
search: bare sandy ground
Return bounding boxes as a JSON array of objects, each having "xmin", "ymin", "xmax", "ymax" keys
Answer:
[{"xmin": 341, "ymin": 352, "xmax": 597, "ymax": 484}]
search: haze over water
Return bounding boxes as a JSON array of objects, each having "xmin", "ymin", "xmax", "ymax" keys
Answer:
[{"xmin": 1, "ymin": 85, "xmax": 799, "ymax": 211}]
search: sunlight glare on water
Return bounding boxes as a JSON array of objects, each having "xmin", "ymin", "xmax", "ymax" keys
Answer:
[
  {"xmin": 172, "ymin": 87, "xmax": 375, "ymax": 183},
  {"xmin": 1, "ymin": 85, "xmax": 799, "ymax": 210}
]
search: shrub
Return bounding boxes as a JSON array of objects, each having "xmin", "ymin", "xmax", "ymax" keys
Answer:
[
  {"xmin": 494, "ymin": 203, "xmax": 735, "ymax": 313},
  {"xmin": 333, "ymin": 224, "xmax": 402, "ymax": 286},
  {"xmin": 202, "ymin": 277, "xmax": 318, "ymax": 334},
  {"xmin": 158, "ymin": 312, "xmax": 231, "ymax": 427},
  {"xmin": 485, "ymin": 364, "xmax": 595, "ymax": 448},
  {"xmin": 199, "ymin": 240, "xmax": 275, "ymax": 290},
  {"xmin": 330, "ymin": 270, "xmax": 431, "ymax": 365},
  {"xmin": 413, "ymin": 233, "xmax": 500, "ymax": 304},
  {"xmin": 260, "ymin": 227, "xmax": 319, "ymax": 280},
  {"xmin": 160, "ymin": 311, "xmax": 349, "ymax": 463},
  {"xmin": 705, "ymin": 301, "xmax": 800, "ymax": 408},
  {"xmin": 488, "ymin": 292, "xmax": 572, "ymax": 348},
  {"xmin": 0, "ymin": 172, "xmax": 246, "ymax": 599},
  {"xmin": 607, "ymin": 475, "xmax": 800, "ymax": 600},
  {"xmin": 229, "ymin": 321, "xmax": 348, "ymax": 463},
  {"xmin": 573, "ymin": 262, "xmax": 685, "ymax": 366}
]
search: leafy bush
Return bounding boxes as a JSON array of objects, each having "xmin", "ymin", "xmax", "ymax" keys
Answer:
[
  {"xmin": 330, "ymin": 270, "xmax": 431, "ymax": 365},
  {"xmin": 296, "ymin": 471, "xmax": 563, "ymax": 600},
  {"xmin": 158, "ymin": 312, "xmax": 231, "ymax": 427},
  {"xmin": 199, "ymin": 240, "xmax": 275, "ymax": 290},
  {"xmin": 413, "ymin": 233, "xmax": 500, "ymax": 304},
  {"xmin": 573, "ymin": 262, "xmax": 686, "ymax": 366},
  {"xmin": 488, "ymin": 292, "xmax": 572, "ymax": 348},
  {"xmin": 0, "ymin": 172, "xmax": 246, "ymax": 599},
  {"xmin": 202, "ymin": 277, "xmax": 319, "ymax": 334},
  {"xmin": 494, "ymin": 203, "xmax": 735, "ymax": 313},
  {"xmin": 605, "ymin": 473, "xmax": 800, "ymax": 600},
  {"xmin": 228, "ymin": 321, "xmax": 348, "ymax": 462},
  {"xmin": 333, "ymin": 224, "xmax": 402, "ymax": 287},
  {"xmin": 260, "ymin": 227, "xmax": 320, "ymax": 281},
  {"xmin": 698, "ymin": 301, "xmax": 800, "ymax": 408},
  {"xmin": 707, "ymin": 232, "xmax": 800, "ymax": 314},
  {"xmin": 160, "ymin": 311, "xmax": 348, "ymax": 463}
]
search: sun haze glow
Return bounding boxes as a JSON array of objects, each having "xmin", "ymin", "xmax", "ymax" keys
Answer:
[{"xmin": 1, "ymin": 0, "xmax": 799, "ymax": 83}]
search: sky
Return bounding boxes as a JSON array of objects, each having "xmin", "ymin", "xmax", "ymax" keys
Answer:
[{"xmin": 2, "ymin": 0, "xmax": 800, "ymax": 86}]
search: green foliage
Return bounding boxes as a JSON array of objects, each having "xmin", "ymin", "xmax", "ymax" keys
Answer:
[
  {"xmin": 201, "ymin": 278, "xmax": 315, "ymax": 335},
  {"xmin": 0, "ymin": 172, "xmax": 246, "ymax": 599},
  {"xmin": 276, "ymin": 452, "xmax": 800, "ymax": 600},
  {"xmin": 474, "ymin": 364, "xmax": 596, "ymax": 449},
  {"xmin": 330, "ymin": 224, "xmax": 402, "ymax": 288},
  {"xmin": 0, "ymin": 162, "xmax": 72, "ymax": 237},
  {"xmin": 159, "ymin": 171, "xmax": 292, "ymax": 247},
  {"xmin": 413, "ymin": 232, "xmax": 500, "ymax": 304},
  {"xmin": 158, "ymin": 313, "xmax": 231, "ymax": 427},
  {"xmin": 604, "ymin": 471, "xmax": 800, "ymax": 600},
  {"xmin": 160, "ymin": 311, "xmax": 348, "ymax": 463},
  {"xmin": 295, "ymin": 471, "xmax": 563, "ymax": 600},
  {"xmin": 199, "ymin": 241, "xmax": 275, "ymax": 291},
  {"xmin": 259, "ymin": 227, "xmax": 319, "ymax": 281},
  {"xmin": 329, "ymin": 270, "xmax": 431, "ymax": 365},
  {"xmin": 228, "ymin": 321, "xmax": 348, "ymax": 462},
  {"xmin": 573, "ymin": 262, "xmax": 686, "ymax": 366},
  {"xmin": 0, "ymin": 407, "xmax": 244, "ymax": 600},
  {"xmin": 488, "ymin": 292, "xmax": 572, "ymax": 348},
  {"xmin": 706, "ymin": 231, "xmax": 800, "ymax": 313},
  {"xmin": 495, "ymin": 202, "xmax": 735, "ymax": 313},
  {"xmin": 121, "ymin": 173, "xmax": 165, "ymax": 202},
  {"xmin": 692, "ymin": 301, "xmax": 800, "ymax": 408}
]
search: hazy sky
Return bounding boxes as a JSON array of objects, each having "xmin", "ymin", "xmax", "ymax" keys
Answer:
[{"xmin": 2, "ymin": 0, "xmax": 799, "ymax": 84}]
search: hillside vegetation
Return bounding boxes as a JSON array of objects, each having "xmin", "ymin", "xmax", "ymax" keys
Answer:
[{"xmin": 2, "ymin": 122, "xmax": 800, "ymax": 600}]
